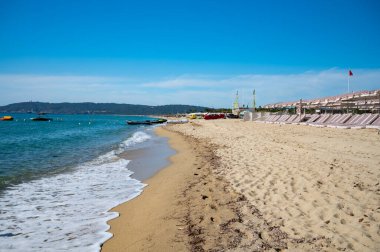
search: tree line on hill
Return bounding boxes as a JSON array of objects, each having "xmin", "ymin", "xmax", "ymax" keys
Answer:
[{"xmin": 0, "ymin": 102, "xmax": 210, "ymax": 115}]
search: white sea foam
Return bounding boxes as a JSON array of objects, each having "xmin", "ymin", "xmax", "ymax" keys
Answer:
[
  {"xmin": 119, "ymin": 131, "xmax": 151, "ymax": 150},
  {"xmin": 0, "ymin": 131, "xmax": 152, "ymax": 252}
]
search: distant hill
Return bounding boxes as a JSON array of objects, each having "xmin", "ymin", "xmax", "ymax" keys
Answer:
[{"xmin": 0, "ymin": 102, "xmax": 209, "ymax": 115}]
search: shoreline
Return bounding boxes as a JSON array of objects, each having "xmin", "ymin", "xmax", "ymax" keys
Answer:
[
  {"xmin": 102, "ymin": 121, "xmax": 380, "ymax": 251},
  {"xmin": 102, "ymin": 127, "xmax": 194, "ymax": 251},
  {"xmin": 102, "ymin": 126, "xmax": 261, "ymax": 251},
  {"xmin": 118, "ymin": 130, "xmax": 175, "ymax": 181}
]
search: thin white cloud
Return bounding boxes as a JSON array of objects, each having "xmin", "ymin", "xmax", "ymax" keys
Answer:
[
  {"xmin": 0, "ymin": 69, "xmax": 379, "ymax": 107},
  {"xmin": 139, "ymin": 68, "xmax": 380, "ymax": 106}
]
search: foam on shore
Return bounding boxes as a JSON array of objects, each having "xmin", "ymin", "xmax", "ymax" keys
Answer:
[{"xmin": 0, "ymin": 131, "xmax": 154, "ymax": 252}]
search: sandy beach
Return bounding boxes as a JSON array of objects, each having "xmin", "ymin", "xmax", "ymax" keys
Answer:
[{"xmin": 103, "ymin": 120, "xmax": 380, "ymax": 251}]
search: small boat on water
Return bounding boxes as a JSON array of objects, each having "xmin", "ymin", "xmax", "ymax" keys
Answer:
[
  {"xmin": 127, "ymin": 119, "xmax": 167, "ymax": 125},
  {"xmin": 31, "ymin": 117, "xmax": 53, "ymax": 121},
  {"xmin": 150, "ymin": 119, "xmax": 167, "ymax": 124},
  {"xmin": 127, "ymin": 120, "xmax": 152, "ymax": 125},
  {"xmin": 0, "ymin": 116, "xmax": 14, "ymax": 121}
]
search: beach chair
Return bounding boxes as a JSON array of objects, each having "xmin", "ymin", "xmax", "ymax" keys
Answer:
[
  {"xmin": 334, "ymin": 114, "xmax": 367, "ymax": 129},
  {"xmin": 309, "ymin": 114, "xmax": 331, "ymax": 127},
  {"xmin": 313, "ymin": 114, "xmax": 341, "ymax": 127},
  {"xmin": 267, "ymin": 115, "xmax": 281, "ymax": 124},
  {"xmin": 260, "ymin": 115, "xmax": 272, "ymax": 123},
  {"xmin": 326, "ymin": 114, "xmax": 352, "ymax": 128},
  {"xmin": 255, "ymin": 115, "xmax": 274, "ymax": 123},
  {"xmin": 328, "ymin": 114, "xmax": 343, "ymax": 124},
  {"xmin": 351, "ymin": 114, "xmax": 379, "ymax": 129},
  {"xmin": 299, "ymin": 114, "xmax": 320, "ymax": 125},
  {"xmin": 292, "ymin": 114, "xmax": 307, "ymax": 124},
  {"xmin": 283, "ymin": 114, "xmax": 298, "ymax": 124},
  {"xmin": 366, "ymin": 115, "xmax": 380, "ymax": 129},
  {"xmin": 274, "ymin": 114, "xmax": 290, "ymax": 124}
]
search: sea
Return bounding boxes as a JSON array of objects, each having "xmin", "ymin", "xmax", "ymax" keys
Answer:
[{"xmin": 0, "ymin": 113, "xmax": 168, "ymax": 251}]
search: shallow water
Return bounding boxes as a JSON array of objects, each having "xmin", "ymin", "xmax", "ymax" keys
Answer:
[{"xmin": 0, "ymin": 114, "xmax": 168, "ymax": 251}]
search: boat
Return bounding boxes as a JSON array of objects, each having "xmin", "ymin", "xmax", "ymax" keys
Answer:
[
  {"xmin": 127, "ymin": 120, "xmax": 152, "ymax": 125},
  {"xmin": 127, "ymin": 119, "xmax": 167, "ymax": 125},
  {"xmin": 150, "ymin": 119, "xmax": 167, "ymax": 124},
  {"xmin": 204, "ymin": 113, "xmax": 226, "ymax": 120},
  {"xmin": 31, "ymin": 117, "xmax": 53, "ymax": 121},
  {"xmin": 226, "ymin": 113, "xmax": 239, "ymax": 119},
  {"xmin": 0, "ymin": 116, "xmax": 14, "ymax": 121}
]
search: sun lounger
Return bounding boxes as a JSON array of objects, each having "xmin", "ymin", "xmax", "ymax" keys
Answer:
[
  {"xmin": 327, "ymin": 114, "xmax": 344, "ymax": 124},
  {"xmin": 258, "ymin": 114, "xmax": 279, "ymax": 123},
  {"xmin": 266, "ymin": 115, "xmax": 281, "ymax": 124},
  {"xmin": 259, "ymin": 115, "xmax": 273, "ymax": 123},
  {"xmin": 311, "ymin": 114, "xmax": 341, "ymax": 127},
  {"xmin": 274, "ymin": 114, "xmax": 291, "ymax": 124},
  {"xmin": 299, "ymin": 114, "xmax": 320, "ymax": 125},
  {"xmin": 292, "ymin": 114, "xmax": 307, "ymax": 124},
  {"xmin": 309, "ymin": 114, "xmax": 332, "ymax": 127},
  {"xmin": 257, "ymin": 113, "xmax": 378, "ymax": 130},
  {"xmin": 351, "ymin": 114, "xmax": 379, "ymax": 129},
  {"xmin": 255, "ymin": 115, "xmax": 274, "ymax": 123},
  {"xmin": 326, "ymin": 114, "xmax": 352, "ymax": 128},
  {"xmin": 283, "ymin": 114, "xmax": 298, "ymax": 124},
  {"xmin": 366, "ymin": 115, "xmax": 380, "ymax": 129},
  {"xmin": 334, "ymin": 114, "xmax": 369, "ymax": 129}
]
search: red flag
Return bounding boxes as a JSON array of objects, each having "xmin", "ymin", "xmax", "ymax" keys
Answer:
[{"xmin": 349, "ymin": 70, "xmax": 353, "ymax": 76}]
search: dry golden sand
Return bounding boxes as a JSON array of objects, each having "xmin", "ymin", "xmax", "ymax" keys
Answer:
[
  {"xmin": 103, "ymin": 127, "xmax": 314, "ymax": 251},
  {"xmin": 103, "ymin": 120, "xmax": 380, "ymax": 251},
  {"xmin": 170, "ymin": 120, "xmax": 380, "ymax": 251}
]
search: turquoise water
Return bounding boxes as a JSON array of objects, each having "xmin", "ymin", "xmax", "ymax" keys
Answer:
[
  {"xmin": 0, "ymin": 113, "xmax": 152, "ymax": 190},
  {"xmin": 0, "ymin": 113, "xmax": 160, "ymax": 251}
]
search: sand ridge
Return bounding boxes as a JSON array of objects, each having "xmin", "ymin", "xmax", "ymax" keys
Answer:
[{"xmin": 169, "ymin": 120, "xmax": 380, "ymax": 251}]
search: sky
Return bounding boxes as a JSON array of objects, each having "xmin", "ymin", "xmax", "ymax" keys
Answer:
[{"xmin": 0, "ymin": 0, "xmax": 379, "ymax": 107}]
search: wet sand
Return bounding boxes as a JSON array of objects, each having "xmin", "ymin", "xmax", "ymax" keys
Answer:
[
  {"xmin": 102, "ymin": 127, "xmax": 193, "ymax": 251},
  {"xmin": 118, "ymin": 134, "xmax": 175, "ymax": 181}
]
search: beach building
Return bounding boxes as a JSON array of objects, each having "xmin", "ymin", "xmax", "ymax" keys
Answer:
[
  {"xmin": 263, "ymin": 89, "xmax": 380, "ymax": 113},
  {"xmin": 256, "ymin": 89, "xmax": 380, "ymax": 128}
]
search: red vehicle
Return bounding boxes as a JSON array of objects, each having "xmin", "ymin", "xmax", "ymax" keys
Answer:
[{"xmin": 203, "ymin": 113, "xmax": 226, "ymax": 120}]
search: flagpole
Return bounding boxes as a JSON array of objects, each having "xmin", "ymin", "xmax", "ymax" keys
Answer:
[{"xmin": 348, "ymin": 74, "xmax": 350, "ymax": 93}]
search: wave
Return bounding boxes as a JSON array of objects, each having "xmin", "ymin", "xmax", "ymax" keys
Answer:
[
  {"xmin": 0, "ymin": 130, "xmax": 152, "ymax": 251},
  {"xmin": 119, "ymin": 131, "xmax": 151, "ymax": 150}
]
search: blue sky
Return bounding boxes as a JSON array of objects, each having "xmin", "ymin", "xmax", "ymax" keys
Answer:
[{"xmin": 0, "ymin": 0, "xmax": 379, "ymax": 107}]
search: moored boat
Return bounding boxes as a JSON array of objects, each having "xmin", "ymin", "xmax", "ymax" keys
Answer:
[
  {"xmin": 150, "ymin": 119, "xmax": 167, "ymax": 124},
  {"xmin": 127, "ymin": 118, "xmax": 167, "ymax": 125},
  {"xmin": 0, "ymin": 115, "xmax": 14, "ymax": 121},
  {"xmin": 127, "ymin": 120, "xmax": 152, "ymax": 125},
  {"xmin": 204, "ymin": 113, "xmax": 226, "ymax": 120},
  {"xmin": 31, "ymin": 117, "xmax": 53, "ymax": 121}
]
